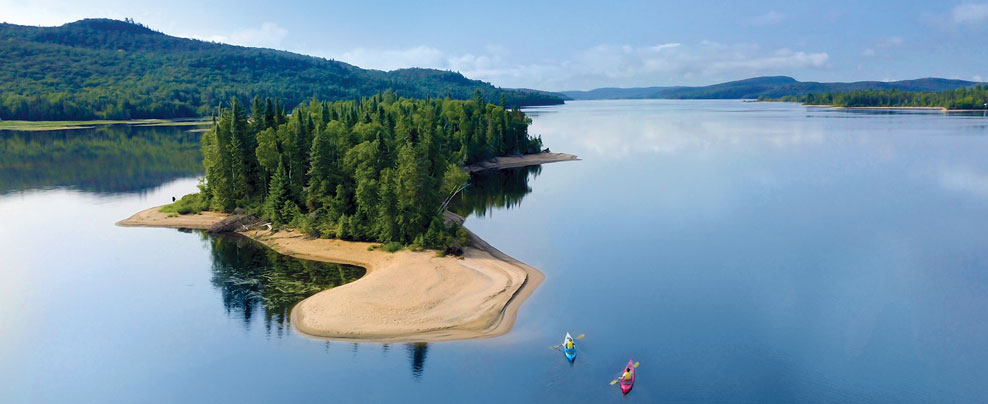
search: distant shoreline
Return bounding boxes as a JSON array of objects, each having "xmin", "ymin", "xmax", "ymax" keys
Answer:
[
  {"xmin": 771, "ymin": 102, "xmax": 988, "ymax": 113},
  {"xmin": 118, "ymin": 151, "xmax": 576, "ymax": 342}
]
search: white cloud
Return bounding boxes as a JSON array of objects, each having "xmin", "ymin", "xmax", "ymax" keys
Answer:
[
  {"xmin": 861, "ymin": 36, "xmax": 902, "ymax": 58},
  {"xmin": 339, "ymin": 46, "xmax": 446, "ymax": 71},
  {"xmin": 705, "ymin": 47, "xmax": 829, "ymax": 75},
  {"xmin": 952, "ymin": 3, "xmax": 988, "ymax": 24},
  {"xmin": 876, "ymin": 36, "xmax": 904, "ymax": 47},
  {"xmin": 200, "ymin": 22, "xmax": 288, "ymax": 49},
  {"xmin": 560, "ymin": 42, "xmax": 827, "ymax": 87},
  {"xmin": 326, "ymin": 41, "xmax": 828, "ymax": 90},
  {"xmin": 746, "ymin": 11, "xmax": 786, "ymax": 26}
]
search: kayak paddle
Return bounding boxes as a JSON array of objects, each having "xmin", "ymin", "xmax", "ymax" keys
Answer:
[{"xmin": 609, "ymin": 362, "xmax": 640, "ymax": 385}]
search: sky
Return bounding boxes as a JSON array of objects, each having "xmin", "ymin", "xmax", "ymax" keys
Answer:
[{"xmin": 2, "ymin": 0, "xmax": 987, "ymax": 91}]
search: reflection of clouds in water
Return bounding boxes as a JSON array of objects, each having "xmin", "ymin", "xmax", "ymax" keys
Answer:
[
  {"xmin": 938, "ymin": 166, "xmax": 988, "ymax": 198},
  {"xmin": 532, "ymin": 103, "xmax": 826, "ymax": 158}
]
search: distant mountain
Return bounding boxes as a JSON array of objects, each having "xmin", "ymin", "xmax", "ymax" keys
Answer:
[
  {"xmin": 561, "ymin": 76, "xmax": 983, "ymax": 100},
  {"xmin": 0, "ymin": 19, "xmax": 563, "ymax": 120}
]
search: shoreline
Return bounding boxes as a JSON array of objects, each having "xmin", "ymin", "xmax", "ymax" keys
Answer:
[
  {"xmin": 803, "ymin": 104, "xmax": 987, "ymax": 113},
  {"xmin": 118, "ymin": 152, "xmax": 574, "ymax": 342},
  {"xmin": 464, "ymin": 152, "xmax": 579, "ymax": 173}
]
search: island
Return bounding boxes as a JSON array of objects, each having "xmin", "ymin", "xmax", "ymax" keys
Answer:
[{"xmin": 119, "ymin": 93, "xmax": 577, "ymax": 341}]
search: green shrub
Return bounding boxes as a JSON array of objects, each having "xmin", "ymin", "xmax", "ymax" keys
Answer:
[
  {"xmin": 381, "ymin": 241, "xmax": 403, "ymax": 252},
  {"xmin": 160, "ymin": 193, "xmax": 207, "ymax": 215}
]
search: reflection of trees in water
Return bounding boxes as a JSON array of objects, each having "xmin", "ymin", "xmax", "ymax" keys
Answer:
[
  {"xmin": 206, "ymin": 233, "xmax": 366, "ymax": 336},
  {"xmin": 406, "ymin": 343, "xmax": 429, "ymax": 381},
  {"xmin": 0, "ymin": 125, "xmax": 203, "ymax": 194},
  {"xmin": 450, "ymin": 165, "xmax": 541, "ymax": 218}
]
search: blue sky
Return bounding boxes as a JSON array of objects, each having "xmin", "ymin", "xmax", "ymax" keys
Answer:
[{"xmin": 2, "ymin": 0, "xmax": 987, "ymax": 90}]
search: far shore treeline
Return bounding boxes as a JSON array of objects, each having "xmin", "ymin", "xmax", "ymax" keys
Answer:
[
  {"xmin": 0, "ymin": 19, "xmax": 563, "ymax": 121},
  {"xmin": 171, "ymin": 90, "xmax": 543, "ymax": 253},
  {"xmin": 761, "ymin": 86, "xmax": 988, "ymax": 110}
]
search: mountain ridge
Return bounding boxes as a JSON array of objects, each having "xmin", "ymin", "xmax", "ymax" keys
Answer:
[
  {"xmin": 0, "ymin": 18, "xmax": 563, "ymax": 120},
  {"xmin": 561, "ymin": 76, "xmax": 984, "ymax": 100}
]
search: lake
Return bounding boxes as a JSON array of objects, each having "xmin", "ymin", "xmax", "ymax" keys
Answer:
[{"xmin": 2, "ymin": 101, "xmax": 987, "ymax": 403}]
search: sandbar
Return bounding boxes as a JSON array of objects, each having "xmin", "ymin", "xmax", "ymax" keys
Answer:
[
  {"xmin": 118, "ymin": 153, "xmax": 574, "ymax": 342},
  {"xmin": 464, "ymin": 152, "xmax": 579, "ymax": 173}
]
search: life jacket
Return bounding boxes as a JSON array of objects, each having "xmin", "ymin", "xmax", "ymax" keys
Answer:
[
  {"xmin": 623, "ymin": 371, "xmax": 632, "ymax": 381},
  {"xmin": 566, "ymin": 340, "xmax": 574, "ymax": 350}
]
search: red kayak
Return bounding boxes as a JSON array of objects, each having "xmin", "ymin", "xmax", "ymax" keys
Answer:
[{"xmin": 619, "ymin": 359, "xmax": 635, "ymax": 394}]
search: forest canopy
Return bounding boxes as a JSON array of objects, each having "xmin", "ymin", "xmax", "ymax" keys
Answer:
[
  {"xmin": 761, "ymin": 86, "xmax": 988, "ymax": 110},
  {"xmin": 0, "ymin": 19, "xmax": 563, "ymax": 121},
  {"xmin": 188, "ymin": 91, "xmax": 543, "ymax": 253}
]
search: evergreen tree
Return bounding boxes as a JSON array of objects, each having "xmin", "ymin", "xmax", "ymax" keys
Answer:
[{"xmin": 264, "ymin": 160, "xmax": 288, "ymax": 225}]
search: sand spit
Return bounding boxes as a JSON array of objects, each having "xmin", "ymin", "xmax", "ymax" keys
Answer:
[
  {"xmin": 117, "ymin": 207, "xmax": 227, "ymax": 229},
  {"xmin": 118, "ymin": 153, "xmax": 574, "ymax": 342},
  {"xmin": 465, "ymin": 152, "xmax": 579, "ymax": 173}
]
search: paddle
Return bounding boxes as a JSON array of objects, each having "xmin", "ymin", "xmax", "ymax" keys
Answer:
[
  {"xmin": 609, "ymin": 362, "xmax": 640, "ymax": 385},
  {"xmin": 552, "ymin": 333, "xmax": 584, "ymax": 349}
]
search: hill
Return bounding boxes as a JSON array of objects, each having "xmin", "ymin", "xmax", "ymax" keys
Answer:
[
  {"xmin": 561, "ymin": 76, "xmax": 983, "ymax": 100},
  {"xmin": 0, "ymin": 19, "xmax": 563, "ymax": 120}
]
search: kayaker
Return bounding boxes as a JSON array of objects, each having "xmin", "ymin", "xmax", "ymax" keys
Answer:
[
  {"xmin": 622, "ymin": 368, "xmax": 632, "ymax": 382},
  {"xmin": 566, "ymin": 339, "xmax": 574, "ymax": 350}
]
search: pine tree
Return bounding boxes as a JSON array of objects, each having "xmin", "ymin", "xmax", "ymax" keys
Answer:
[
  {"xmin": 264, "ymin": 161, "xmax": 288, "ymax": 225},
  {"xmin": 306, "ymin": 125, "xmax": 339, "ymax": 210},
  {"xmin": 228, "ymin": 98, "xmax": 249, "ymax": 201}
]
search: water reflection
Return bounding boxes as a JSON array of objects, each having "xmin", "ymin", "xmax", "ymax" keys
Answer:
[
  {"xmin": 205, "ymin": 233, "xmax": 366, "ymax": 335},
  {"xmin": 406, "ymin": 343, "xmax": 429, "ymax": 380},
  {"xmin": 450, "ymin": 165, "xmax": 541, "ymax": 217},
  {"xmin": 0, "ymin": 125, "xmax": 204, "ymax": 195}
]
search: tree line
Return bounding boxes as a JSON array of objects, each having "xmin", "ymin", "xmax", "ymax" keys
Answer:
[
  {"xmin": 183, "ymin": 90, "xmax": 543, "ymax": 252},
  {"xmin": 0, "ymin": 19, "xmax": 563, "ymax": 121},
  {"xmin": 762, "ymin": 86, "xmax": 988, "ymax": 110}
]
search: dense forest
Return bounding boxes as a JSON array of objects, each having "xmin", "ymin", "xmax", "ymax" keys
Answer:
[
  {"xmin": 762, "ymin": 86, "xmax": 988, "ymax": 110},
  {"xmin": 0, "ymin": 19, "xmax": 563, "ymax": 121},
  {"xmin": 175, "ymin": 91, "xmax": 543, "ymax": 252}
]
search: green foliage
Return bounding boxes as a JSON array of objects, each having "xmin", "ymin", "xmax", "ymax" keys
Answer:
[
  {"xmin": 381, "ymin": 241, "xmax": 403, "ymax": 252},
  {"xmin": 0, "ymin": 19, "xmax": 563, "ymax": 121},
  {"xmin": 197, "ymin": 93, "xmax": 544, "ymax": 251},
  {"xmin": 160, "ymin": 192, "xmax": 208, "ymax": 215},
  {"xmin": 263, "ymin": 161, "xmax": 289, "ymax": 224},
  {"xmin": 763, "ymin": 86, "xmax": 988, "ymax": 110}
]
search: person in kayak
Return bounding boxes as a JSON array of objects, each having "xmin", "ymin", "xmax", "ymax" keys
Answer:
[
  {"xmin": 566, "ymin": 339, "xmax": 574, "ymax": 350},
  {"xmin": 621, "ymin": 368, "xmax": 632, "ymax": 383}
]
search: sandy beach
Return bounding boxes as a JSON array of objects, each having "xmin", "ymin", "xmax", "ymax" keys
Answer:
[
  {"xmin": 117, "ymin": 207, "xmax": 228, "ymax": 229},
  {"xmin": 464, "ymin": 152, "xmax": 579, "ymax": 173},
  {"xmin": 118, "ymin": 152, "xmax": 573, "ymax": 342}
]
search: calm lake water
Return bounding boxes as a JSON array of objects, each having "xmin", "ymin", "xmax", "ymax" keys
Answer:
[{"xmin": 2, "ymin": 101, "xmax": 987, "ymax": 403}]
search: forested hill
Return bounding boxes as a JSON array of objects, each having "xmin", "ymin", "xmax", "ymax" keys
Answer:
[
  {"xmin": 561, "ymin": 76, "xmax": 984, "ymax": 100},
  {"xmin": 0, "ymin": 19, "xmax": 563, "ymax": 120}
]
